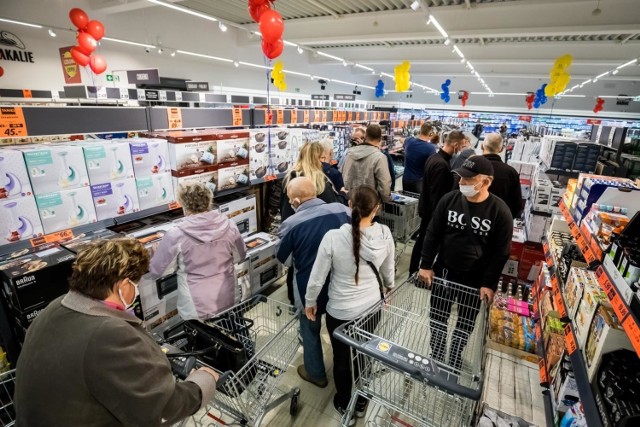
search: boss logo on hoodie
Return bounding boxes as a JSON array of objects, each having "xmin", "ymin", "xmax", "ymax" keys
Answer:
[{"xmin": 447, "ymin": 210, "xmax": 492, "ymax": 236}]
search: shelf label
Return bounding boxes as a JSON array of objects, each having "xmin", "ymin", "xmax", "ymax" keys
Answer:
[
  {"xmin": 587, "ymin": 119, "xmax": 602, "ymax": 125},
  {"xmin": 232, "ymin": 108, "xmax": 243, "ymax": 126},
  {"xmin": 539, "ymin": 359, "xmax": 548, "ymax": 386},
  {"xmin": 596, "ymin": 266, "xmax": 628, "ymax": 321},
  {"xmin": 22, "ymin": 89, "xmax": 33, "ymax": 98},
  {"xmin": 276, "ymin": 109, "xmax": 284, "ymax": 125},
  {"xmin": 168, "ymin": 201, "xmax": 181, "ymax": 210},
  {"xmin": 290, "ymin": 109, "xmax": 297, "ymax": 124},
  {"xmin": 543, "ymin": 241, "xmax": 550, "ymax": 258},
  {"xmin": 0, "ymin": 106, "xmax": 28, "ymax": 137},
  {"xmin": 321, "ymin": 110, "xmax": 327, "ymax": 122},
  {"xmin": 590, "ymin": 236, "xmax": 603, "ymax": 261},
  {"xmin": 166, "ymin": 107, "xmax": 183, "ymax": 129},
  {"xmin": 551, "ymin": 276, "xmax": 568, "ymax": 319},
  {"xmin": 458, "ymin": 112, "xmax": 470, "ymax": 118},
  {"xmin": 30, "ymin": 229, "xmax": 74, "ymax": 247},
  {"xmin": 119, "ymin": 88, "xmax": 130, "ymax": 100},
  {"xmin": 264, "ymin": 174, "xmax": 277, "ymax": 182},
  {"xmin": 564, "ymin": 323, "xmax": 577, "ymax": 355},
  {"xmin": 303, "ymin": 110, "xmax": 310, "ymax": 123},
  {"xmin": 622, "ymin": 316, "xmax": 640, "ymax": 357}
]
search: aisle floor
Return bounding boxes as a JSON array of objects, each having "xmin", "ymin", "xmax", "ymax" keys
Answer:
[{"xmin": 184, "ymin": 240, "xmax": 544, "ymax": 427}]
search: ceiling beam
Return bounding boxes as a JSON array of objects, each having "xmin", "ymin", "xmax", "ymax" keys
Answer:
[{"xmin": 621, "ymin": 33, "xmax": 639, "ymax": 44}]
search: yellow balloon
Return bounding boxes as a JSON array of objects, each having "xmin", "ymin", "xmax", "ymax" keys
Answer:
[
  {"xmin": 557, "ymin": 73, "xmax": 571, "ymax": 91},
  {"xmin": 544, "ymin": 84, "xmax": 555, "ymax": 97}
]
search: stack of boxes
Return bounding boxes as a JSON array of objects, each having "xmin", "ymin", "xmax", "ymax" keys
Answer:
[
  {"xmin": 568, "ymin": 174, "xmax": 638, "ymax": 224},
  {"xmin": 540, "ymin": 136, "xmax": 600, "ymax": 173},
  {"xmin": 125, "ymin": 138, "xmax": 174, "ymax": 211}
]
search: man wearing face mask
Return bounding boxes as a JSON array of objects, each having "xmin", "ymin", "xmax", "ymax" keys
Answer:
[
  {"xmin": 418, "ymin": 155, "xmax": 512, "ymax": 370},
  {"xmin": 276, "ymin": 177, "xmax": 351, "ymax": 388},
  {"xmin": 338, "ymin": 127, "xmax": 366, "ymax": 171}
]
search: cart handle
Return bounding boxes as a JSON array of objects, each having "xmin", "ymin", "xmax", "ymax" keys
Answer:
[{"xmin": 332, "ymin": 324, "xmax": 484, "ymax": 401}]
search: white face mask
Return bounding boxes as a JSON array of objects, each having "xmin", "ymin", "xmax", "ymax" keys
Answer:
[
  {"xmin": 460, "ymin": 182, "xmax": 481, "ymax": 198},
  {"xmin": 119, "ymin": 279, "xmax": 139, "ymax": 310}
]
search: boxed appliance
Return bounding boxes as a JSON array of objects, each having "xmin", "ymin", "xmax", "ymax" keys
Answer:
[
  {"xmin": 552, "ymin": 374, "xmax": 580, "ymax": 413},
  {"xmin": 35, "ymin": 187, "xmax": 98, "ymax": 234},
  {"xmin": 518, "ymin": 242, "xmax": 544, "ymax": 282},
  {"xmin": 0, "ymin": 243, "xmax": 75, "ymax": 311},
  {"xmin": 574, "ymin": 283, "xmax": 609, "ymax": 348},
  {"xmin": 90, "ymin": 178, "xmax": 141, "ymax": 220},
  {"xmin": 245, "ymin": 232, "xmax": 283, "ymax": 296},
  {"xmin": 235, "ymin": 257, "xmax": 251, "ymax": 302},
  {"xmin": 215, "ymin": 130, "xmax": 250, "ymax": 165},
  {"xmin": 12, "ymin": 300, "xmax": 48, "ymax": 330},
  {"xmin": 172, "ymin": 168, "xmax": 218, "ymax": 195},
  {"xmin": 0, "ymin": 196, "xmax": 44, "ymax": 243},
  {"xmin": 127, "ymin": 139, "xmax": 171, "ymax": 177},
  {"xmin": 168, "ymin": 140, "xmax": 217, "ymax": 174},
  {"xmin": 248, "ymin": 128, "xmax": 291, "ymax": 182},
  {"xmin": 0, "ymin": 149, "xmax": 33, "ymax": 199},
  {"xmin": 217, "ymin": 163, "xmax": 251, "ymax": 193},
  {"xmin": 78, "ymin": 141, "xmax": 135, "ymax": 184},
  {"xmin": 61, "ymin": 228, "xmax": 122, "ymax": 254},
  {"xmin": 20, "ymin": 145, "xmax": 90, "ymax": 194},
  {"xmin": 216, "ymin": 194, "xmax": 257, "ymax": 237},
  {"xmin": 136, "ymin": 172, "xmax": 175, "ymax": 211}
]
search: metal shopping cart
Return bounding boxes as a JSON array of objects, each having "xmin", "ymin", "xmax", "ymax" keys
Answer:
[
  {"xmin": 162, "ymin": 295, "xmax": 301, "ymax": 427},
  {"xmin": 0, "ymin": 369, "xmax": 16, "ymax": 427},
  {"xmin": 377, "ymin": 191, "xmax": 421, "ymax": 267},
  {"xmin": 334, "ymin": 275, "xmax": 489, "ymax": 427}
]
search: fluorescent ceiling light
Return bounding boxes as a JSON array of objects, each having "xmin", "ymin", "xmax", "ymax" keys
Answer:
[
  {"xmin": 283, "ymin": 69, "xmax": 311, "ymax": 77},
  {"xmin": 177, "ymin": 50, "xmax": 233, "ymax": 62},
  {"xmin": 411, "ymin": 1, "xmax": 421, "ymax": 11},
  {"xmin": 238, "ymin": 61, "xmax": 271, "ymax": 69},
  {"xmin": 332, "ymin": 79, "xmax": 354, "ymax": 85},
  {"xmin": 381, "ymin": 72, "xmax": 394, "ymax": 78},
  {"xmin": 103, "ymin": 37, "xmax": 155, "ymax": 49},
  {"xmin": 0, "ymin": 18, "xmax": 42, "ymax": 28},
  {"xmin": 359, "ymin": 84, "xmax": 376, "ymax": 90},
  {"xmin": 147, "ymin": 0, "xmax": 217, "ymax": 22},
  {"xmin": 612, "ymin": 69, "xmax": 619, "ymax": 75},
  {"xmin": 317, "ymin": 51, "xmax": 344, "ymax": 62},
  {"xmin": 595, "ymin": 71, "xmax": 609, "ymax": 79},
  {"xmin": 48, "ymin": 28, "xmax": 56, "ymax": 37},
  {"xmin": 444, "ymin": 39, "xmax": 451, "ymax": 46},
  {"xmin": 355, "ymin": 64, "xmax": 374, "ymax": 72},
  {"xmin": 616, "ymin": 59, "xmax": 638, "ymax": 69},
  {"xmin": 453, "ymin": 45, "xmax": 464, "ymax": 58},
  {"xmin": 218, "ymin": 22, "xmax": 227, "ymax": 32},
  {"xmin": 429, "ymin": 15, "xmax": 448, "ymax": 39},
  {"xmin": 283, "ymin": 40, "xmax": 298, "ymax": 47},
  {"xmin": 297, "ymin": 46, "xmax": 304, "ymax": 54}
]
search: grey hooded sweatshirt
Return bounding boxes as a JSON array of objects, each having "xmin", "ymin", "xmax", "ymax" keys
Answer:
[
  {"xmin": 306, "ymin": 222, "xmax": 395, "ymax": 320},
  {"xmin": 342, "ymin": 144, "xmax": 392, "ymax": 202}
]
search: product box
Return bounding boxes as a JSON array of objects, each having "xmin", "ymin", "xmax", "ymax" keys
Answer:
[
  {"xmin": 127, "ymin": 139, "xmax": 171, "ymax": 177},
  {"xmin": 249, "ymin": 129, "xmax": 272, "ymax": 183},
  {"xmin": 61, "ymin": 228, "xmax": 122, "ymax": 254},
  {"xmin": 35, "ymin": 187, "xmax": 98, "ymax": 234},
  {"xmin": 585, "ymin": 305, "xmax": 634, "ymax": 382},
  {"xmin": 0, "ymin": 148, "xmax": 33, "ymax": 199},
  {"xmin": 552, "ymin": 375, "xmax": 580, "ymax": 413},
  {"xmin": 90, "ymin": 178, "xmax": 140, "ymax": 220},
  {"xmin": 0, "ymin": 196, "xmax": 44, "ymax": 243},
  {"xmin": 0, "ymin": 243, "xmax": 75, "ymax": 311},
  {"xmin": 172, "ymin": 169, "xmax": 218, "ymax": 195},
  {"xmin": 249, "ymin": 128, "xmax": 291, "ymax": 182},
  {"xmin": 168, "ymin": 140, "xmax": 218, "ymax": 173},
  {"xmin": 215, "ymin": 131, "xmax": 250, "ymax": 165},
  {"xmin": 20, "ymin": 145, "xmax": 90, "ymax": 194},
  {"xmin": 216, "ymin": 195, "xmax": 257, "ymax": 237},
  {"xmin": 235, "ymin": 257, "xmax": 251, "ymax": 302},
  {"xmin": 12, "ymin": 300, "xmax": 48, "ymax": 330},
  {"xmin": 574, "ymin": 284, "xmax": 609, "ymax": 348},
  {"xmin": 245, "ymin": 232, "xmax": 283, "ymax": 296},
  {"xmin": 217, "ymin": 163, "xmax": 251, "ymax": 193},
  {"xmin": 518, "ymin": 242, "xmax": 544, "ymax": 282},
  {"xmin": 136, "ymin": 172, "xmax": 175, "ymax": 211},
  {"xmin": 79, "ymin": 141, "xmax": 135, "ymax": 184}
]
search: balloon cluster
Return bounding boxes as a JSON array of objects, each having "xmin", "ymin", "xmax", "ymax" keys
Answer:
[
  {"xmin": 375, "ymin": 80, "xmax": 385, "ymax": 98},
  {"xmin": 69, "ymin": 8, "xmax": 107, "ymax": 74},
  {"xmin": 525, "ymin": 92, "xmax": 535, "ymax": 110},
  {"xmin": 271, "ymin": 61, "xmax": 286, "ymax": 91},
  {"xmin": 248, "ymin": 0, "xmax": 285, "ymax": 60},
  {"xmin": 533, "ymin": 84, "xmax": 548, "ymax": 109},
  {"xmin": 460, "ymin": 90, "xmax": 469, "ymax": 107},
  {"xmin": 545, "ymin": 54, "xmax": 573, "ymax": 97},
  {"xmin": 394, "ymin": 61, "xmax": 411, "ymax": 92},
  {"xmin": 440, "ymin": 79, "xmax": 451, "ymax": 103},
  {"xmin": 593, "ymin": 97, "xmax": 605, "ymax": 114}
]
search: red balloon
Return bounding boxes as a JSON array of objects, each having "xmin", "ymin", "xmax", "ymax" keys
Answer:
[
  {"xmin": 77, "ymin": 32, "xmax": 97, "ymax": 54},
  {"xmin": 70, "ymin": 47, "xmax": 90, "ymax": 67},
  {"xmin": 85, "ymin": 20, "xmax": 105, "ymax": 41},
  {"xmin": 262, "ymin": 38, "xmax": 283, "ymax": 60},
  {"xmin": 0, "ymin": 66, "xmax": 4, "ymax": 78},
  {"xmin": 249, "ymin": 0, "xmax": 268, "ymax": 6},
  {"xmin": 259, "ymin": 10, "xmax": 284, "ymax": 43},
  {"xmin": 89, "ymin": 54, "xmax": 108, "ymax": 74},
  {"xmin": 69, "ymin": 8, "xmax": 89, "ymax": 30},
  {"xmin": 249, "ymin": 3, "xmax": 271, "ymax": 22}
]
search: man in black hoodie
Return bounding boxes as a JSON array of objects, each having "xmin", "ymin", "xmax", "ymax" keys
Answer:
[
  {"xmin": 482, "ymin": 133, "xmax": 523, "ymax": 218},
  {"xmin": 419, "ymin": 155, "xmax": 513, "ymax": 370}
]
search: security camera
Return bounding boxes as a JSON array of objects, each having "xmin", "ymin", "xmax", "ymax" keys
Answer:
[
  {"xmin": 145, "ymin": 47, "xmax": 151, "ymax": 53},
  {"xmin": 318, "ymin": 79, "xmax": 328, "ymax": 90}
]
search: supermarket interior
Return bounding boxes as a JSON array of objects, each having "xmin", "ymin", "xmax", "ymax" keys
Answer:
[{"xmin": 1, "ymin": 0, "xmax": 640, "ymax": 426}]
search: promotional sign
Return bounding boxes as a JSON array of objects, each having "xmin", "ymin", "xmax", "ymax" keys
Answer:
[
  {"xmin": 518, "ymin": 115, "xmax": 532, "ymax": 122},
  {"xmin": 587, "ymin": 119, "xmax": 602, "ymax": 125},
  {"xmin": 59, "ymin": 46, "xmax": 82, "ymax": 84},
  {"xmin": 0, "ymin": 106, "xmax": 28, "ymax": 137},
  {"xmin": 458, "ymin": 112, "xmax": 470, "ymax": 118},
  {"xmin": 334, "ymin": 94, "xmax": 356, "ymax": 101},
  {"xmin": 126, "ymin": 69, "xmax": 160, "ymax": 85},
  {"xmin": 167, "ymin": 107, "xmax": 183, "ymax": 129},
  {"xmin": 311, "ymin": 94, "xmax": 329, "ymax": 100},
  {"xmin": 186, "ymin": 81, "xmax": 210, "ymax": 91},
  {"xmin": 0, "ymin": 31, "xmax": 35, "ymax": 63}
]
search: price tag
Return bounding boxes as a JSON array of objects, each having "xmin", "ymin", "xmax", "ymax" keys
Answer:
[
  {"xmin": 264, "ymin": 174, "xmax": 277, "ymax": 182},
  {"xmin": 622, "ymin": 316, "xmax": 640, "ymax": 357},
  {"xmin": 166, "ymin": 107, "xmax": 183, "ymax": 129},
  {"xmin": 30, "ymin": 229, "xmax": 74, "ymax": 247},
  {"xmin": 590, "ymin": 237, "xmax": 602, "ymax": 261},
  {"xmin": 349, "ymin": 111, "xmax": 354, "ymax": 121},
  {"xmin": 175, "ymin": 91, "xmax": 183, "ymax": 102},
  {"xmin": 303, "ymin": 110, "xmax": 310, "ymax": 123},
  {"xmin": 539, "ymin": 359, "xmax": 548, "ymax": 386},
  {"xmin": 290, "ymin": 109, "xmax": 297, "ymax": 124},
  {"xmin": 22, "ymin": 89, "xmax": 32, "ymax": 98},
  {"xmin": 159, "ymin": 90, "xmax": 168, "ymax": 101},
  {"xmin": 168, "ymin": 201, "xmax": 181, "ymax": 210},
  {"xmin": 596, "ymin": 266, "xmax": 628, "ymax": 321},
  {"xmin": 0, "ymin": 107, "xmax": 28, "ymax": 137},
  {"xmin": 276, "ymin": 109, "xmax": 284, "ymax": 125},
  {"xmin": 535, "ymin": 322, "xmax": 542, "ymax": 341},
  {"xmin": 232, "ymin": 108, "xmax": 243, "ymax": 126},
  {"xmin": 553, "ymin": 286, "xmax": 568, "ymax": 319},
  {"xmin": 198, "ymin": 93, "xmax": 206, "ymax": 103},
  {"xmin": 137, "ymin": 89, "xmax": 146, "ymax": 101},
  {"xmin": 322, "ymin": 110, "xmax": 327, "ymax": 122},
  {"xmin": 563, "ymin": 323, "xmax": 577, "ymax": 355},
  {"xmin": 119, "ymin": 88, "xmax": 130, "ymax": 100},
  {"xmin": 96, "ymin": 86, "xmax": 108, "ymax": 100}
]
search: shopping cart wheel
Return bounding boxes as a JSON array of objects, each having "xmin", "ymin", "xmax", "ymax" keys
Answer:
[{"xmin": 289, "ymin": 393, "xmax": 299, "ymax": 416}]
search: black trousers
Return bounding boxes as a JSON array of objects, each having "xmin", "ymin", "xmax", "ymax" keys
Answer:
[
  {"xmin": 409, "ymin": 216, "xmax": 429, "ymax": 276},
  {"xmin": 286, "ymin": 268, "xmax": 295, "ymax": 305}
]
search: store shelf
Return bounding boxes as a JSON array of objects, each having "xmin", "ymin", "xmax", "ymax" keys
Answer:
[
  {"xmin": 542, "ymin": 390, "xmax": 556, "ymax": 427},
  {"xmin": 558, "ymin": 200, "xmax": 601, "ymax": 268}
]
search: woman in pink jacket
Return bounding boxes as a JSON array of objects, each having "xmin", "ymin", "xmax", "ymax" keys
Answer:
[{"xmin": 150, "ymin": 183, "xmax": 247, "ymax": 320}]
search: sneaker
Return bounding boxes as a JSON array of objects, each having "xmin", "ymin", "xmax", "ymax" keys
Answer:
[
  {"xmin": 333, "ymin": 399, "xmax": 356, "ymax": 426},
  {"xmin": 297, "ymin": 365, "xmax": 328, "ymax": 388},
  {"xmin": 355, "ymin": 397, "xmax": 368, "ymax": 418}
]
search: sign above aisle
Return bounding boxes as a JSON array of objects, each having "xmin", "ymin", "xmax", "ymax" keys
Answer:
[
  {"xmin": 126, "ymin": 69, "xmax": 160, "ymax": 85},
  {"xmin": 311, "ymin": 94, "xmax": 329, "ymax": 100},
  {"xmin": 334, "ymin": 94, "xmax": 356, "ymax": 101},
  {"xmin": 186, "ymin": 81, "xmax": 210, "ymax": 91}
]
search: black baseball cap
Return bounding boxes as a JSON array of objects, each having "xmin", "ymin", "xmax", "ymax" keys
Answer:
[{"xmin": 453, "ymin": 155, "xmax": 494, "ymax": 177}]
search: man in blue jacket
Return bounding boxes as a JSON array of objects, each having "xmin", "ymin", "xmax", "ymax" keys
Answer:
[
  {"xmin": 402, "ymin": 123, "xmax": 438, "ymax": 193},
  {"xmin": 276, "ymin": 177, "xmax": 351, "ymax": 388}
]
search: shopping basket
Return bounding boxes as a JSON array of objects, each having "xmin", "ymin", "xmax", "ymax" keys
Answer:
[
  {"xmin": 377, "ymin": 191, "xmax": 421, "ymax": 266},
  {"xmin": 333, "ymin": 275, "xmax": 489, "ymax": 427},
  {"xmin": 0, "ymin": 369, "xmax": 16, "ymax": 427},
  {"xmin": 163, "ymin": 295, "xmax": 301, "ymax": 427}
]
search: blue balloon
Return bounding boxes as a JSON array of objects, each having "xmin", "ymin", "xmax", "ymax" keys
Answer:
[
  {"xmin": 533, "ymin": 100, "xmax": 540, "ymax": 109},
  {"xmin": 445, "ymin": 79, "xmax": 451, "ymax": 86},
  {"xmin": 444, "ymin": 95, "xmax": 450, "ymax": 103},
  {"xmin": 375, "ymin": 79, "xmax": 385, "ymax": 98},
  {"xmin": 440, "ymin": 93, "xmax": 446, "ymax": 100}
]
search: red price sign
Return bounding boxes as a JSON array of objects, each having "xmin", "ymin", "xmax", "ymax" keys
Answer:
[
  {"xmin": 553, "ymin": 287, "xmax": 568, "ymax": 319},
  {"xmin": 590, "ymin": 237, "xmax": 603, "ymax": 261},
  {"xmin": 596, "ymin": 266, "xmax": 628, "ymax": 321},
  {"xmin": 168, "ymin": 201, "xmax": 181, "ymax": 210},
  {"xmin": 0, "ymin": 106, "xmax": 28, "ymax": 137},
  {"xmin": 519, "ymin": 115, "xmax": 532, "ymax": 122},
  {"xmin": 539, "ymin": 359, "xmax": 548, "ymax": 386},
  {"xmin": 264, "ymin": 174, "xmax": 277, "ymax": 182},
  {"xmin": 564, "ymin": 323, "xmax": 577, "ymax": 355},
  {"xmin": 232, "ymin": 108, "xmax": 243, "ymax": 126},
  {"xmin": 276, "ymin": 109, "xmax": 284, "ymax": 125},
  {"xmin": 587, "ymin": 119, "xmax": 602, "ymax": 125},
  {"xmin": 303, "ymin": 110, "xmax": 310, "ymax": 123},
  {"xmin": 290, "ymin": 109, "xmax": 297, "ymax": 124},
  {"xmin": 30, "ymin": 229, "xmax": 74, "ymax": 247},
  {"xmin": 622, "ymin": 316, "xmax": 640, "ymax": 357},
  {"xmin": 458, "ymin": 112, "xmax": 470, "ymax": 118},
  {"xmin": 535, "ymin": 322, "xmax": 542, "ymax": 341}
]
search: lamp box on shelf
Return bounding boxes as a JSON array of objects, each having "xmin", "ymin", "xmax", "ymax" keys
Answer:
[
  {"xmin": 0, "ymin": 196, "xmax": 44, "ymax": 243},
  {"xmin": 172, "ymin": 168, "xmax": 218, "ymax": 195},
  {"xmin": 127, "ymin": 139, "xmax": 171, "ymax": 177},
  {"xmin": 35, "ymin": 187, "xmax": 97, "ymax": 234},
  {"xmin": 20, "ymin": 145, "xmax": 90, "ymax": 194},
  {"xmin": 90, "ymin": 178, "xmax": 140, "ymax": 221},
  {"xmin": 0, "ymin": 149, "xmax": 33, "ymax": 200},
  {"xmin": 61, "ymin": 228, "xmax": 122, "ymax": 254},
  {"xmin": 249, "ymin": 128, "xmax": 291, "ymax": 182},
  {"xmin": 585, "ymin": 305, "xmax": 634, "ymax": 382},
  {"xmin": 78, "ymin": 141, "xmax": 135, "ymax": 184},
  {"xmin": 136, "ymin": 173, "xmax": 175, "ymax": 211},
  {"xmin": 0, "ymin": 243, "xmax": 75, "ymax": 311},
  {"xmin": 216, "ymin": 195, "xmax": 257, "ymax": 237}
]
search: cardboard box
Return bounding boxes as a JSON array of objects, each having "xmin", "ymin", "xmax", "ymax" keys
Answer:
[
  {"xmin": 20, "ymin": 145, "xmax": 90, "ymax": 194},
  {"xmin": 136, "ymin": 172, "xmax": 175, "ymax": 211},
  {"xmin": 127, "ymin": 139, "xmax": 171, "ymax": 177},
  {"xmin": 518, "ymin": 242, "xmax": 544, "ymax": 282},
  {"xmin": 235, "ymin": 257, "xmax": 251, "ymax": 302},
  {"xmin": 574, "ymin": 284, "xmax": 609, "ymax": 348},
  {"xmin": 61, "ymin": 228, "xmax": 122, "ymax": 253},
  {"xmin": 244, "ymin": 232, "xmax": 283, "ymax": 296},
  {"xmin": 79, "ymin": 141, "xmax": 135, "ymax": 184},
  {"xmin": 35, "ymin": 187, "xmax": 98, "ymax": 234},
  {"xmin": 217, "ymin": 163, "xmax": 251, "ymax": 193},
  {"xmin": 168, "ymin": 140, "xmax": 217, "ymax": 173},
  {"xmin": 249, "ymin": 128, "xmax": 291, "ymax": 182},
  {"xmin": 0, "ymin": 148, "xmax": 33, "ymax": 199},
  {"xmin": 552, "ymin": 375, "xmax": 580, "ymax": 413},
  {"xmin": 172, "ymin": 169, "xmax": 218, "ymax": 194},
  {"xmin": 216, "ymin": 195, "xmax": 257, "ymax": 237},
  {"xmin": 215, "ymin": 131, "xmax": 250, "ymax": 165},
  {"xmin": 0, "ymin": 196, "xmax": 44, "ymax": 243},
  {"xmin": 0, "ymin": 243, "xmax": 75, "ymax": 311},
  {"xmin": 585, "ymin": 305, "xmax": 634, "ymax": 382},
  {"xmin": 12, "ymin": 300, "xmax": 48, "ymax": 330},
  {"xmin": 91, "ymin": 178, "xmax": 140, "ymax": 220}
]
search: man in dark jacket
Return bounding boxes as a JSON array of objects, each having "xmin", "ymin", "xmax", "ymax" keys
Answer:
[
  {"xmin": 408, "ymin": 130, "xmax": 465, "ymax": 276},
  {"xmin": 419, "ymin": 155, "xmax": 513, "ymax": 370},
  {"xmin": 402, "ymin": 123, "xmax": 438, "ymax": 193},
  {"xmin": 277, "ymin": 177, "xmax": 351, "ymax": 388},
  {"xmin": 482, "ymin": 133, "xmax": 523, "ymax": 218}
]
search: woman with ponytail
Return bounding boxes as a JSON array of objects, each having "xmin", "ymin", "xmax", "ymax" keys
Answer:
[{"xmin": 305, "ymin": 185, "xmax": 395, "ymax": 424}]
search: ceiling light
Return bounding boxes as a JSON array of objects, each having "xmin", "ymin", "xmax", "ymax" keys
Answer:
[
  {"xmin": 147, "ymin": 0, "xmax": 217, "ymax": 22},
  {"xmin": 596, "ymin": 71, "xmax": 609, "ymax": 79},
  {"xmin": 233, "ymin": 61, "xmax": 239, "ymax": 67},
  {"xmin": 410, "ymin": 1, "xmax": 421, "ymax": 11},
  {"xmin": 310, "ymin": 75, "xmax": 315, "ymax": 80},
  {"xmin": 158, "ymin": 47, "xmax": 163, "ymax": 54},
  {"xmin": 593, "ymin": 78, "xmax": 598, "ymax": 83},
  {"xmin": 355, "ymin": 64, "xmax": 374, "ymax": 72},
  {"xmin": 238, "ymin": 61, "xmax": 270, "ymax": 69},
  {"xmin": 283, "ymin": 40, "xmax": 297, "ymax": 47},
  {"xmin": 297, "ymin": 46, "xmax": 304, "ymax": 54},
  {"xmin": 381, "ymin": 72, "xmax": 394, "ymax": 78},
  {"xmin": 178, "ymin": 50, "xmax": 233, "ymax": 63},
  {"xmin": 453, "ymin": 45, "xmax": 464, "ymax": 58},
  {"xmin": 616, "ymin": 58, "xmax": 638, "ymax": 69},
  {"xmin": 461, "ymin": 58, "xmax": 466, "ymax": 63},
  {"xmin": 218, "ymin": 22, "xmax": 227, "ymax": 32},
  {"xmin": 102, "ymin": 37, "xmax": 155, "ymax": 49},
  {"xmin": 429, "ymin": 15, "xmax": 448, "ymax": 39},
  {"xmin": 48, "ymin": 28, "xmax": 56, "ymax": 37},
  {"xmin": 444, "ymin": 39, "xmax": 451, "ymax": 46},
  {"xmin": 343, "ymin": 61, "xmax": 348, "ymax": 67},
  {"xmin": 170, "ymin": 50, "xmax": 176, "ymax": 57},
  {"xmin": 612, "ymin": 69, "xmax": 619, "ymax": 75},
  {"xmin": 332, "ymin": 79, "xmax": 353, "ymax": 85},
  {"xmin": 0, "ymin": 18, "xmax": 43, "ymax": 28},
  {"xmin": 317, "ymin": 51, "xmax": 344, "ymax": 62},
  {"xmin": 283, "ymin": 69, "xmax": 312, "ymax": 78}
]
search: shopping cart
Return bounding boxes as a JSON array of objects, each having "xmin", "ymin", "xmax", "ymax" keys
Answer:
[
  {"xmin": 377, "ymin": 191, "xmax": 421, "ymax": 266},
  {"xmin": 334, "ymin": 275, "xmax": 489, "ymax": 427},
  {"xmin": 163, "ymin": 295, "xmax": 301, "ymax": 427},
  {"xmin": 0, "ymin": 369, "xmax": 16, "ymax": 427}
]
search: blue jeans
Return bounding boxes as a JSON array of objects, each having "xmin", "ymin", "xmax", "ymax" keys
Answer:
[{"xmin": 299, "ymin": 313, "xmax": 327, "ymax": 380}]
